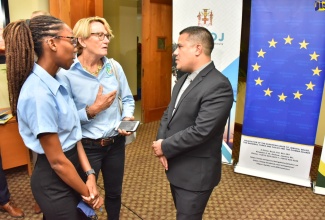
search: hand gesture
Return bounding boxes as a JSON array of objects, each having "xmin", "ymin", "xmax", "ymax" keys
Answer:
[{"xmin": 90, "ymin": 86, "xmax": 117, "ymax": 115}]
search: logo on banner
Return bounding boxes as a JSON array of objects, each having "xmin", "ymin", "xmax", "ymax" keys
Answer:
[
  {"xmin": 211, "ymin": 32, "xmax": 224, "ymax": 45},
  {"xmin": 196, "ymin": 9, "xmax": 224, "ymax": 45},
  {"xmin": 197, "ymin": 9, "xmax": 213, "ymax": 26},
  {"xmin": 315, "ymin": 1, "xmax": 325, "ymax": 11}
]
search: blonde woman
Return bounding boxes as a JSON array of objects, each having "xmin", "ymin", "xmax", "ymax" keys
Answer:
[{"xmin": 58, "ymin": 16, "xmax": 135, "ymax": 220}]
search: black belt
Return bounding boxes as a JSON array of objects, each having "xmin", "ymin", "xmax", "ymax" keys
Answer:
[{"xmin": 82, "ymin": 135, "xmax": 121, "ymax": 147}]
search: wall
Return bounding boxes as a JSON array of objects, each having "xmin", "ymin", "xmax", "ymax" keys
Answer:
[
  {"xmin": 8, "ymin": 0, "xmax": 49, "ymax": 22},
  {"xmin": 0, "ymin": 0, "xmax": 49, "ymax": 108},
  {"xmin": 104, "ymin": 0, "xmax": 137, "ymax": 96}
]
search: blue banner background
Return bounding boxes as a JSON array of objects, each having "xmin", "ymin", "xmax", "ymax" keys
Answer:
[{"xmin": 243, "ymin": 0, "xmax": 325, "ymax": 145}]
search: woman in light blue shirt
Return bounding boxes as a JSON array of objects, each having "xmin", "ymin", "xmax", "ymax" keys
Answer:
[
  {"xmin": 3, "ymin": 15, "xmax": 103, "ymax": 220},
  {"xmin": 57, "ymin": 16, "xmax": 135, "ymax": 220}
]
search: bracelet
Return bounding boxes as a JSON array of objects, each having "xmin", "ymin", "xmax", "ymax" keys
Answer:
[
  {"xmin": 85, "ymin": 168, "xmax": 96, "ymax": 177},
  {"xmin": 86, "ymin": 105, "xmax": 96, "ymax": 119}
]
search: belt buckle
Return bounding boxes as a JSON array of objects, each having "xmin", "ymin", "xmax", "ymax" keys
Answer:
[{"xmin": 100, "ymin": 138, "xmax": 114, "ymax": 147}]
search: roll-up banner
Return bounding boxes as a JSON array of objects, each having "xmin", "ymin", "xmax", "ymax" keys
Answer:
[
  {"xmin": 173, "ymin": 0, "xmax": 243, "ymax": 164},
  {"xmin": 235, "ymin": 0, "xmax": 325, "ymax": 187}
]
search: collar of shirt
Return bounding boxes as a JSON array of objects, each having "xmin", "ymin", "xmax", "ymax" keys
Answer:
[
  {"xmin": 32, "ymin": 63, "xmax": 61, "ymax": 96},
  {"xmin": 188, "ymin": 61, "xmax": 212, "ymax": 81},
  {"xmin": 71, "ymin": 56, "xmax": 110, "ymax": 75}
]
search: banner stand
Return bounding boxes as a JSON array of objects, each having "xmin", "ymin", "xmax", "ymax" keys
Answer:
[
  {"xmin": 222, "ymin": 141, "xmax": 233, "ymax": 165},
  {"xmin": 313, "ymin": 184, "xmax": 325, "ymax": 195},
  {"xmin": 235, "ymin": 165, "xmax": 311, "ymax": 187},
  {"xmin": 236, "ymin": 0, "xmax": 324, "ymax": 187},
  {"xmin": 313, "ymin": 137, "xmax": 325, "ymax": 195}
]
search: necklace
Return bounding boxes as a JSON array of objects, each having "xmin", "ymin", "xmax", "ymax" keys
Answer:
[{"xmin": 83, "ymin": 63, "xmax": 103, "ymax": 76}]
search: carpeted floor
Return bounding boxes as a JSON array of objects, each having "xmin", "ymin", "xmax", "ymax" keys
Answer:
[{"xmin": 1, "ymin": 121, "xmax": 325, "ymax": 220}]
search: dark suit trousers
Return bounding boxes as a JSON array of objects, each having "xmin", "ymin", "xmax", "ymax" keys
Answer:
[
  {"xmin": 0, "ymin": 155, "xmax": 10, "ymax": 206},
  {"xmin": 170, "ymin": 184, "xmax": 213, "ymax": 220}
]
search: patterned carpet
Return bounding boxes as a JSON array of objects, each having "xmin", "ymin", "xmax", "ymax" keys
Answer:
[{"xmin": 1, "ymin": 121, "xmax": 325, "ymax": 220}]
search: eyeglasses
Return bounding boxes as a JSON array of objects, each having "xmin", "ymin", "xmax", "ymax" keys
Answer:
[
  {"xmin": 50, "ymin": 36, "xmax": 78, "ymax": 47},
  {"xmin": 90, "ymin": 32, "xmax": 111, "ymax": 41}
]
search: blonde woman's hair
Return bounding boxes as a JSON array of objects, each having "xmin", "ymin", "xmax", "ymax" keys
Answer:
[{"xmin": 73, "ymin": 16, "xmax": 114, "ymax": 55}]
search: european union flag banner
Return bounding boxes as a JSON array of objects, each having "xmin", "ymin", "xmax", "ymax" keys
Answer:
[{"xmin": 235, "ymin": 0, "xmax": 325, "ymax": 186}]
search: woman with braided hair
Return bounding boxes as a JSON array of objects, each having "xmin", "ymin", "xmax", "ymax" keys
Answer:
[{"xmin": 3, "ymin": 15, "xmax": 103, "ymax": 220}]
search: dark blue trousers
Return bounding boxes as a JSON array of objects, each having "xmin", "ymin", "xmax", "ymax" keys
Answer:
[
  {"xmin": 0, "ymin": 155, "xmax": 10, "ymax": 206},
  {"xmin": 81, "ymin": 135, "xmax": 125, "ymax": 220}
]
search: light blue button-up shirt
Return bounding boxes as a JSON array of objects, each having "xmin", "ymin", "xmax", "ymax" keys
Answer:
[
  {"xmin": 17, "ymin": 63, "xmax": 82, "ymax": 154},
  {"xmin": 57, "ymin": 57, "xmax": 135, "ymax": 139}
]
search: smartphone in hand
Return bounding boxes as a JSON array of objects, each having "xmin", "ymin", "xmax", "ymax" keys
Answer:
[{"xmin": 115, "ymin": 121, "xmax": 140, "ymax": 132}]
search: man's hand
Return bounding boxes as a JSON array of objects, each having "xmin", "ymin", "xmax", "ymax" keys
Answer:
[
  {"xmin": 88, "ymin": 86, "xmax": 117, "ymax": 115},
  {"xmin": 159, "ymin": 156, "xmax": 168, "ymax": 170},
  {"xmin": 152, "ymin": 139, "xmax": 164, "ymax": 157}
]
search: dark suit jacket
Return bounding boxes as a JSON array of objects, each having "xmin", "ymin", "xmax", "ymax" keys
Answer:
[{"xmin": 157, "ymin": 61, "xmax": 233, "ymax": 191}]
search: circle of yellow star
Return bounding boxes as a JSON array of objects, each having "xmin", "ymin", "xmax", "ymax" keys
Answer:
[
  {"xmin": 254, "ymin": 35, "xmax": 321, "ymax": 102},
  {"xmin": 263, "ymin": 88, "xmax": 273, "ymax": 96},
  {"xmin": 278, "ymin": 93, "xmax": 287, "ymax": 102},
  {"xmin": 255, "ymin": 77, "xmax": 264, "ymax": 86},
  {"xmin": 252, "ymin": 62, "xmax": 261, "ymax": 71},
  {"xmin": 268, "ymin": 38, "xmax": 277, "ymax": 48},
  {"xmin": 284, "ymin": 35, "xmax": 294, "ymax": 44},
  {"xmin": 309, "ymin": 51, "xmax": 320, "ymax": 61},
  {"xmin": 312, "ymin": 66, "xmax": 322, "ymax": 76},
  {"xmin": 306, "ymin": 81, "xmax": 316, "ymax": 90},
  {"xmin": 257, "ymin": 49, "xmax": 266, "ymax": 58},
  {"xmin": 299, "ymin": 40, "xmax": 309, "ymax": 49},
  {"xmin": 293, "ymin": 91, "xmax": 303, "ymax": 100}
]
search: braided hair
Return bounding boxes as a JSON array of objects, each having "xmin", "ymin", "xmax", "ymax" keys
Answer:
[{"xmin": 3, "ymin": 15, "xmax": 64, "ymax": 116}]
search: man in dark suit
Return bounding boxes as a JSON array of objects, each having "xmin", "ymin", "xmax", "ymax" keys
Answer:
[{"xmin": 152, "ymin": 26, "xmax": 233, "ymax": 220}]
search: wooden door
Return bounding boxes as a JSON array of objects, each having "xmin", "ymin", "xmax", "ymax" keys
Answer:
[
  {"xmin": 142, "ymin": 0, "xmax": 172, "ymax": 123},
  {"xmin": 49, "ymin": 0, "xmax": 103, "ymax": 28}
]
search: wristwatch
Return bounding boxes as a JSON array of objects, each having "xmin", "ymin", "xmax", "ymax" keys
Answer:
[{"xmin": 85, "ymin": 169, "xmax": 96, "ymax": 177}]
